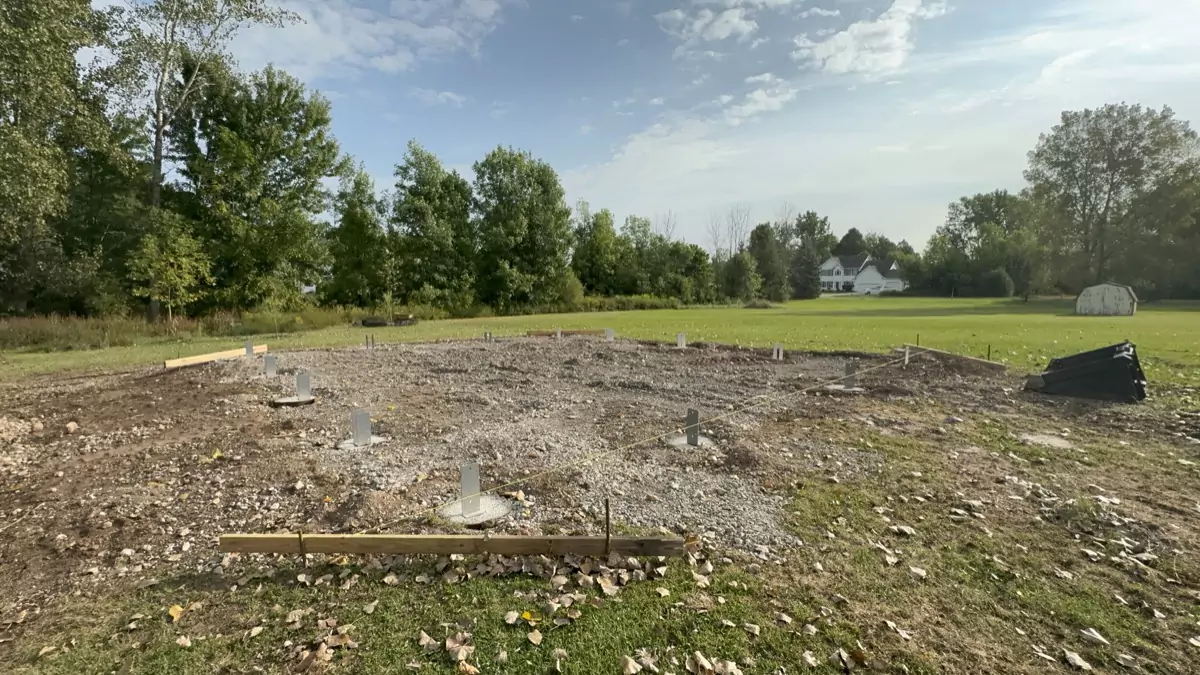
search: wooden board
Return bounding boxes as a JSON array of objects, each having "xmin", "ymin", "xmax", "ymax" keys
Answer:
[
  {"xmin": 220, "ymin": 534, "xmax": 685, "ymax": 557},
  {"xmin": 164, "ymin": 345, "xmax": 268, "ymax": 370},
  {"xmin": 526, "ymin": 330, "xmax": 606, "ymax": 337},
  {"xmin": 901, "ymin": 344, "xmax": 1006, "ymax": 371}
]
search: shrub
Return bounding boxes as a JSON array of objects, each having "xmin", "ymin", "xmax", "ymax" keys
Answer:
[
  {"xmin": 976, "ymin": 268, "xmax": 1016, "ymax": 298},
  {"xmin": 743, "ymin": 299, "xmax": 774, "ymax": 309}
]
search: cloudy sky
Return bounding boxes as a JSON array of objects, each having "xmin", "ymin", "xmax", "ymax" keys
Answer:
[{"xmin": 221, "ymin": 0, "xmax": 1200, "ymax": 249}]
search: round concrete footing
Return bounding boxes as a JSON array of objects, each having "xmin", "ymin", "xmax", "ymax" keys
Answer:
[
  {"xmin": 667, "ymin": 433, "xmax": 716, "ymax": 449},
  {"xmin": 270, "ymin": 396, "xmax": 316, "ymax": 408},
  {"xmin": 337, "ymin": 435, "xmax": 385, "ymax": 450},
  {"xmin": 439, "ymin": 494, "xmax": 515, "ymax": 527}
]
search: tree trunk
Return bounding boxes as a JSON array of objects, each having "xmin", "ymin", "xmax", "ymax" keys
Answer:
[{"xmin": 151, "ymin": 111, "xmax": 164, "ymax": 206}]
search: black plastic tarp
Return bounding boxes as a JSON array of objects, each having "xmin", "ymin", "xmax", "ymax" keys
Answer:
[{"xmin": 1025, "ymin": 341, "xmax": 1147, "ymax": 403}]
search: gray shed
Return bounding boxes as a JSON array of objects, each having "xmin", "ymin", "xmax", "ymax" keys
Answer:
[{"xmin": 1075, "ymin": 283, "xmax": 1138, "ymax": 316}]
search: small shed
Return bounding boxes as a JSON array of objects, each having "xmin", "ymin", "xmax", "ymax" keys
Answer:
[{"xmin": 1075, "ymin": 283, "xmax": 1138, "ymax": 316}]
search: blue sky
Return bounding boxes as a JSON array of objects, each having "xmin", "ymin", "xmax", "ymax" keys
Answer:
[{"xmin": 222, "ymin": 0, "xmax": 1200, "ymax": 249}]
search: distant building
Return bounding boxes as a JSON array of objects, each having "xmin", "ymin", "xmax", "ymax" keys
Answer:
[
  {"xmin": 853, "ymin": 259, "xmax": 907, "ymax": 295},
  {"xmin": 818, "ymin": 254, "xmax": 870, "ymax": 292},
  {"xmin": 1076, "ymin": 283, "xmax": 1137, "ymax": 316}
]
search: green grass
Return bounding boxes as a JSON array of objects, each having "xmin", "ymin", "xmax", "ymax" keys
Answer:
[{"xmin": 2, "ymin": 297, "xmax": 1197, "ymax": 385}]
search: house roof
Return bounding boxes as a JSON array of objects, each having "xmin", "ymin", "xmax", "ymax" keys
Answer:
[
  {"xmin": 836, "ymin": 253, "xmax": 870, "ymax": 270},
  {"xmin": 859, "ymin": 259, "xmax": 903, "ymax": 279}
]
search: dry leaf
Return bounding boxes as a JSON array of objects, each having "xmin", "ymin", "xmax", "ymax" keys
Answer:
[
  {"xmin": 1063, "ymin": 649, "xmax": 1092, "ymax": 671},
  {"xmin": 715, "ymin": 661, "xmax": 743, "ymax": 675},
  {"xmin": 497, "ymin": 650, "xmax": 508, "ymax": 664},
  {"xmin": 885, "ymin": 619, "xmax": 913, "ymax": 640},
  {"xmin": 363, "ymin": 600, "xmax": 378, "ymax": 615},
  {"xmin": 383, "ymin": 573, "xmax": 399, "ymax": 586},
  {"xmin": 248, "ymin": 626, "xmax": 264, "ymax": 638},
  {"xmin": 687, "ymin": 650, "xmax": 713, "ymax": 673},
  {"xmin": 884, "ymin": 554, "xmax": 899, "ymax": 566},
  {"xmin": 775, "ymin": 612, "xmax": 793, "ymax": 625},
  {"xmin": 37, "ymin": 646, "xmax": 56, "ymax": 657},
  {"xmin": 909, "ymin": 566, "xmax": 927, "ymax": 580},
  {"xmin": 1055, "ymin": 568, "xmax": 1074, "ymax": 580},
  {"xmin": 1116, "ymin": 654, "xmax": 1137, "ymax": 668},
  {"xmin": 176, "ymin": 636, "xmax": 191, "ymax": 648},
  {"xmin": 802, "ymin": 651, "xmax": 818, "ymax": 667},
  {"xmin": 692, "ymin": 572, "xmax": 710, "ymax": 588},
  {"xmin": 418, "ymin": 630, "xmax": 438, "ymax": 652},
  {"xmin": 528, "ymin": 629, "xmax": 543, "ymax": 646},
  {"xmin": 802, "ymin": 623, "xmax": 818, "ymax": 636},
  {"xmin": 1189, "ymin": 636, "xmax": 1200, "ymax": 647},
  {"xmin": 656, "ymin": 588, "xmax": 670, "ymax": 597},
  {"xmin": 1080, "ymin": 627, "xmax": 1109, "ymax": 645},
  {"xmin": 168, "ymin": 605, "xmax": 184, "ymax": 623},
  {"xmin": 720, "ymin": 619, "xmax": 735, "ymax": 628},
  {"xmin": 889, "ymin": 525, "xmax": 916, "ymax": 536},
  {"xmin": 622, "ymin": 655, "xmax": 644, "ymax": 674},
  {"xmin": 743, "ymin": 623, "xmax": 760, "ymax": 636},
  {"xmin": 504, "ymin": 611, "xmax": 520, "ymax": 625},
  {"xmin": 456, "ymin": 662, "xmax": 480, "ymax": 674}
]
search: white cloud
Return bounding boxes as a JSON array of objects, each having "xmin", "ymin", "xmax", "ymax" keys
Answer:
[
  {"xmin": 612, "ymin": 97, "xmax": 637, "ymax": 108},
  {"xmin": 570, "ymin": 14, "xmax": 584, "ymax": 23},
  {"xmin": 745, "ymin": 72, "xmax": 779, "ymax": 84},
  {"xmin": 656, "ymin": 7, "xmax": 758, "ymax": 57},
  {"xmin": 798, "ymin": 7, "xmax": 839, "ymax": 18},
  {"xmin": 230, "ymin": 0, "xmax": 513, "ymax": 82},
  {"xmin": 750, "ymin": 37, "xmax": 770, "ymax": 49},
  {"xmin": 410, "ymin": 88, "xmax": 468, "ymax": 106},
  {"xmin": 792, "ymin": 0, "xmax": 946, "ymax": 77},
  {"xmin": 650, "ymin": 97, "xmax": 666, "ymax": 105},
  {"xmin": 616, "ymin": 38, "xmax": 631, "ymax": 46},
  {"xmin": 874, "ymin": 143, "xmax": 910, "ymax": 153},
  {"xmin": 580, "ymin": 124, "xmax": 594, "ymax": 135}
]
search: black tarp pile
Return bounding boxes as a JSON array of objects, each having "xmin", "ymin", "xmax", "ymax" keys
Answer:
[{"xmin": 1025, "ymin": 341, "xmax": 1148, "ymax": 403}]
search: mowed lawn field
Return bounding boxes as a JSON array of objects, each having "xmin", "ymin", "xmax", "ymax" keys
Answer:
[{"xmin": 1, "ymin": 297, "xmax": 1197, "ymax": 385}]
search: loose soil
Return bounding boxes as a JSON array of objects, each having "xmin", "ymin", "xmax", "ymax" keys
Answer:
[{"xmin": 1, "ymin": 336, "xmax": 1197, "ymax": 673}]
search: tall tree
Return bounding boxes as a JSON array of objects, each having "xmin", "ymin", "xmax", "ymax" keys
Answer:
[
  {"xmin": 323, "ymin": 167, "xmax": 387, "ymax": 308},
  {"xmin": 942, "ymin": 190, "xmax": 1030, "ymax": 254},
  {"xmin": 115, "ymin": 0, "xmax": 295, "ymax": 207},
  {"xmin": 792, "ymin": 211, "xmax": 837, "ymax": 260},
  {"xmin": 171, "ymin": 65, "xmax": 347, "ymax": 309},
  {"xmin": 722, "ymin": 251, "xmax": 761, "ymax": 302},
  {"xmin": 832, "ymin": 227, "xmax": 867, "ymax": 256},
  {"xmin": 0, "ymin": 0, "xmax": 109, "ymax": 311},
  {"xmin": 390, "ymin": 140, "xmax": 474, "ymax": 307},
  {"xmin": 126, "ymin": 208, "xmax": 211, "ymax": 320},
  {"xmin": 1025, "ymin": 103, "xmax": 1200, "ymax": 287},
  {"xmin": 789, "ymin": 242, "xmax": 821, "ymax": 300},
  {"xmin": 571, "ymin": 200, "xmax": 620, "ymax": 296},
  {"xmin": 863, "ymin": 233, "xmax": 897, "ymax": 260},
  {"xmin": 747, "ymin": 223, "xmax": 789, "ymax": 302},
  {"xmin": 472, "ymin": 146, "xmax": 572, "ymax": 310}
]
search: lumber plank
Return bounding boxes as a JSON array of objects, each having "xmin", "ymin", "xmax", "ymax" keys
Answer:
[
  {"xmin": 219, "ymin": 534, "xmax": 685, "ymax": 557},
  {"xmin": 164, "ymin": 345, "xmax": 267, "ymax": 369},
  {"xmin": 902, "ymin": 344, "xmax": 1006, "ymax": 371},
  {"xmin": 526, "ymin": 329, "xmax": 605, "ymax": 337}
]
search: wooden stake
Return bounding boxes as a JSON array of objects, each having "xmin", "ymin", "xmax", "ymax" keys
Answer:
[
  {"xmin": 164, "ymin": 345, "xmax": 267, "ymax": 370},
  {"xmin": 219, "ymin": 534, "xmax": 684, "ymax": 557},
  {"xmin": 604, "ymin": 499, "xmax": 611, "ymax": 557}
]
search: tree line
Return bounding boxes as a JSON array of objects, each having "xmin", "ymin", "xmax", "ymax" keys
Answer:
[{"xmin": 4, "ymin": 2, "xmax": 1199, "ymax": 322}]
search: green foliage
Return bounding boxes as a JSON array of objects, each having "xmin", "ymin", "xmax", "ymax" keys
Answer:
[
  {"xmin": 832, "ymin": 227, "xmax": 867, "ymax": 255},
  {"xmin": 722, "ymin": 251, "xmax": 762, "ymax": 301},
  {"xmin": 126, "ymin": 209, "xmax": 213, "ymax": 320},
  {"xmin": 790, "ymin": 244, "xmax": 822, "ymax": 300},
  {"xmin": 322, "ymin": 167, "xmax": 387, "ymax": 307},
  {"xmin": 472, "ymin": 146, "xmax": 573, "ymax": 310},
  {"xmin": 976, "ymin": 267, "xmax": 1016, "ymax": 298},
  {"xmin": 748, "ymin": 224, "xmax": 790, "ymax": 302}
]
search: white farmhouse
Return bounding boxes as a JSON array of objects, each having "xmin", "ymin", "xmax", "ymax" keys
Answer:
[
  {"xmin": 818, "ymin": 253, "xmax": 871, "ymax": 292},
  {"xmin": 852, "ymin": 259, "xmax": 907, "ymax": 295},
  {"xmin": 1075, "ymin": 283, "xmax": 1138, "ymax": 316}
]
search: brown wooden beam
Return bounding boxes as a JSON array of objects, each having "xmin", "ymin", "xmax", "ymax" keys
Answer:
[
  {"xmin": 164, "ymin": 345, "xmax": 267, "ymax": 370},
  {"xmin": 219, "ymin": 534, "xmax": 684, "ymax": 557},
  {"xmin": 902, "ymin": 344, "xmax": 1006, "ymax": 371}
]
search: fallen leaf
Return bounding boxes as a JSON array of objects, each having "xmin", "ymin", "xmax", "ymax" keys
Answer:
[
  {"xmin": 884, "ymin": 554, "xmax": 899, "ymax": 566},
  {"xmin": 692, "ymin": 572, "xmax": 710, "ymax": 588},
  {"xmin": 687, "ymin": 650, "xmax": 713, "ymax": 673},
  {"xmin": 497, "ymin": 650, "xmax": 508, "ymax": 664},
  {"xmin": 176, "ymin": 636, "xmax": 191, "ymax": 648},
  {"xmin": 622, "ymin": 655, "xmax": 643, "ymax": 674},
  {"xmin": 1063, "ymin": 649, "xmax": 1092, "ymax": 671},
  {"xmin": 774, "ymin": 612, "xmax": 793, "ymax": 625},
  {"xmin": 743, "ymin": 623, "xmax": 760, "ymax": 636},
  {"xmin": 653, "ymin": 587, "xmax": 670, "ymax": 597},
  {"xmin": 363, "ymin": 600, "xmax": 378, "ymax": 615},
  {"xmin": 884, "ymin": 619, "xmax": 913, "ymax": 640},
  {"xmin": 889, "ymin": 525, "xmax": 917, "ymax": 536},
  {"xmin": 457, "ymin": 662, "xmax": 480, "ymax": 674},
  {"xmin": 248, "ymin": 626, "xmax": 263, "ymax": 638},
  {"xmin": 37, "ymin": 646, "xmax": 56, "ymax": 658},
  {"xmin": 418, "ymin": 630, "xmax": 438, "ymax": 653},
  {"xmin": 909, "ymin": 566, "xmax": 927, "ymax": 580},
  {"xmin": 1116, "ymin": 654, "xmax": 1137, "ymax": 668},
  {"xmin": 802, "ymin": 651, "xmax": 818, "ymax": 667},
  {"xmin": 168, "ymin": 605, "xmax": 184, "ymax": 623},
  {"xmin": 720, "ymin": 619, "xmax": 735, "ymax": 628},
  {"xmin": 1189, "ymin": 636, "xmax": 1200, "ymax": 648},
  {"xmin": 504, "ymin": 610, "xmax": 520, "ymax": 625},
  {"xmin": 383, "ymin": 574, "xmax": 399, "ymax": 586},
  {"xmin": 1080, "ymin": 627, "xmax": 1109, "ymax": 645},
  {"xmin": 528, "ymin": 629, "xmax": 543, "ymax": 646},
  {"xmin": 1055, "ymin": 568, "xmax": 1074, "ymax": 580}
]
